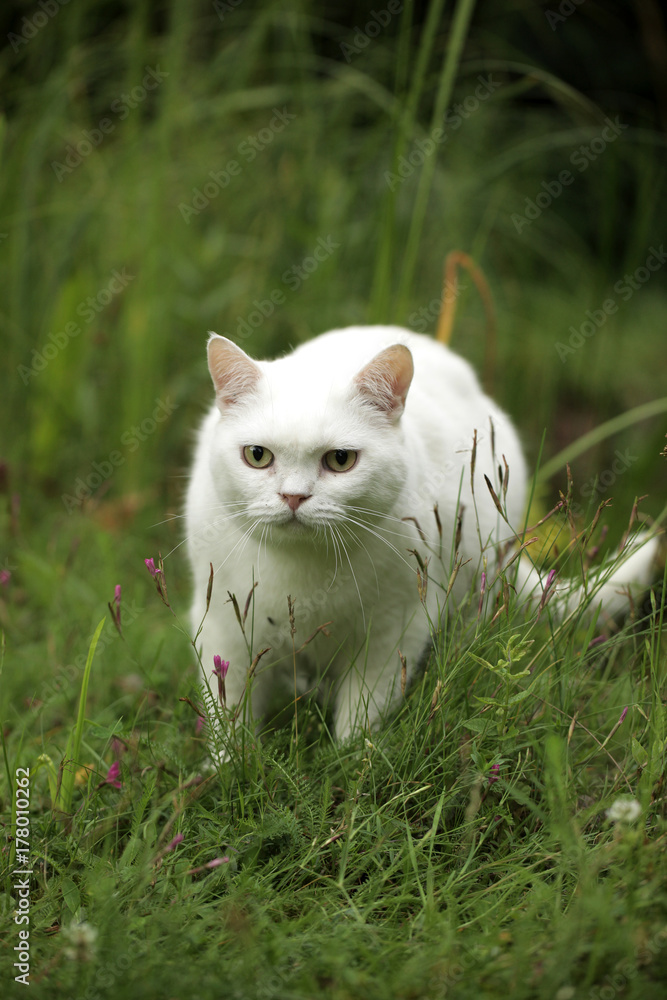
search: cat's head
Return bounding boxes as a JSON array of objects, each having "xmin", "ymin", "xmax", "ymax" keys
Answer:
[{"xmin": 205, "ymin": 333, "xmax": 414, "ymax": 539}]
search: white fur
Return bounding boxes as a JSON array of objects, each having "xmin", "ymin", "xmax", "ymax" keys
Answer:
[{"xmin": 186, "ymin": 326, "xmax": 658, "ymax": 739}]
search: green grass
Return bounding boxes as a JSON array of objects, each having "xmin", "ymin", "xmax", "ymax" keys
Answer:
[{"xmin": 1, "ymin": 1, "xmax": 667, "ymax": 997}]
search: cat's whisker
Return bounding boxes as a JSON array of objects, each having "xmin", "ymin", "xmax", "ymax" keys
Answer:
[
  {"xmin": 327, "ymin": 523, "xmax": 343, "ymax": 590},
  {"xmin": 339, "ymin": 520, "xmax": 380, "ymax": 598},
  {"xmin": 211, "ymin": 517, "xmax": 263, "ymax": 577},
  {"xmin": 323, "ymin": 523, "xmax": 334, "ymax": 564},
  {"xmin": 337, "ymin": 513, "xmax": 418, "ymax": 575},
  {"xmin": 340, "ymin": 504, "xmax": 424, "ymax": 540},
  {"xmin": 331, "ymin": 523, "xmax": 366, "ymax": 629},
  {"xmin": 257, "ymin": 523, "xmax": 271, "ymax": 582},
  {"xmin": 164, "ymin": 509, "xmax": 250, "ymax": 561},
  {"xmin": 153, "ymin": 503, "xmax": 248, "ymax": 536},
  {"xmin": 342, "ymin": 503, "xmax": 422, "ymax": 527}
]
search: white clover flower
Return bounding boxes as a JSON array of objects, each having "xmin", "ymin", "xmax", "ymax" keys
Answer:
[
  {"xmin": 63, "ymin": 921, "xmax": 98, "ymax": 961},
  {"xmin": 606, "ymin": 796, "xmax": 642, "ymax": 824}
]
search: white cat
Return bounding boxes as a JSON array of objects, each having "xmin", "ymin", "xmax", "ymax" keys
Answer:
[{"xmin": 186, "ymin": 326, "xmax": 658, "ymax": 741}]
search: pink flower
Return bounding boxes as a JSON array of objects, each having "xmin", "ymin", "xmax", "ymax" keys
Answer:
[
  {"xmin": 212, "ymin": 655, "xmax": 230, "ymax": 706},
  {"xmin": 144, "ymin": 555, "xmax": 173, "ymax": 611},
  {"xmin": 165, "ymin": 833, "xmax": 184, "ymax": 852},
  {"xmin": 0, "ymin": 569, "xmax": 10, "ymax": 587},
  {"xmin": 185, "ymin": 855, "xmax": 231, "ymax": 875},
  {"xmin": 105, "ymin": 762, "xmax": 122, "ymax": 789},
  {"xmin": 488, "ymin": 763, "xmax": 500, "ymax": 785},
  {"xmin": 213, "ymin": 655, "xmax": 229, "ymax": 680}
]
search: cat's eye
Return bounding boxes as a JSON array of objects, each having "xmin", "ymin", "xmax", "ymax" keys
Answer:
[
  {"xmin": 243, "ymin": 445, "xmax": 274, "ymax": 469},
  {"xmin": 323, "ymin": 449, "xmax": 358, "ymax": 473}
]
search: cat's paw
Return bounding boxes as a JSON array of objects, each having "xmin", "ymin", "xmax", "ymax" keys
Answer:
[{"xmin": 200, "ymin": 746, "xmax": 231, "ymax": 772}]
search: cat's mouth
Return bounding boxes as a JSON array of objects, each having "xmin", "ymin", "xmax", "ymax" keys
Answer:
[
  {"xmin": 277, "ymin": 511, "xmax": 311, "ymax": 529},
  {"xmin": 267, "ymin": 507, "xmax": 326, "ymax": 535}
]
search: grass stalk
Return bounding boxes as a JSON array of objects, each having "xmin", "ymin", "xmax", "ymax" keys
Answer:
[
  {"xmin": 55, "ymin": 617, "xmax": 106, "ymax": 816},
  {"xmin": 538, "ymin": 397, "xmax": 667, "ymax": 482},
  {"xmin": 395, "ymin": 0, "xmax": 478, "ymax": 315}
]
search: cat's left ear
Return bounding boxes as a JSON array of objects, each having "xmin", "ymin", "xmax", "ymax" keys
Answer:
[
  {"xmin": 353, "ymin": 344, "xmax": 414, "ymax": 421},
  {"xmin": 207, "ymin": 333, "xmax": 262, "ymax": 409}
]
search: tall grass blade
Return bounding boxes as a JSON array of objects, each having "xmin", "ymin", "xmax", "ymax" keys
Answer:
[
  {"xmin": 55, "ymin": 617, "xmax": 106, "ymax": 816},
  {"xmin": 538, "ymin": 397, "xmax": 667, "ymax": 482},
  {"xmin": 395, "ymin": 0, "xmax": 478, "ymax": 315}
]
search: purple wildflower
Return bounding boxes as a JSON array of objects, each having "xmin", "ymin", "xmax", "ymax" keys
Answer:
[
  {"xmin": 488, "ymin": 763, "xmax": 500, "ymax": 785},
  {"xmin": 165, "ymin": 833, "xmax": 184, "ymax": 852},
  {"xmin": 0, "ymin": 569, "xmax": 10, "ymax": 587},
  {"xmin": 144, "ymin": 554, "xmax": 173, "ymax": 611},
  {"xmin": 105, "ymin": 762, "xmax": 122, "ymax": 789},
  {"xmin": 213, "ymin": 655, "xmax": 230, "ymax": 706}
]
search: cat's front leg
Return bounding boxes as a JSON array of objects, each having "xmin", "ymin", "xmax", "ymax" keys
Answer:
[{"xmin": 333, "ymin": 613, "xmax": 430, "ymax": 741}]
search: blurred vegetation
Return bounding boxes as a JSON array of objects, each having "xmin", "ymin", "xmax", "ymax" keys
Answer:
[{"xmin": 0, "ymin": 0, "xmax": 665, "ymax": 534}]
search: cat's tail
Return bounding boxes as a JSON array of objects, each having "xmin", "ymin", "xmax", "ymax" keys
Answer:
[{"xmin": 514, "ymin": 532, "xmax": 662, "ymax": 626}]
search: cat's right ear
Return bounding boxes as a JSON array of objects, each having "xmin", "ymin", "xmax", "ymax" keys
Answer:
[{"xmin": 207, "ymin": 333, "xmax": 262, "ymax": 409}]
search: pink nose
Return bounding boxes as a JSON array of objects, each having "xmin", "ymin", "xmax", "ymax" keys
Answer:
[{"xmin": 280, "ymin": 493, "xmax": 311, "ymax": 512}]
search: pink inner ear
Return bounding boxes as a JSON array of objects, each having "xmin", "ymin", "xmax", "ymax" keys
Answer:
[
  {"xmin": 353, "ymin": 344, "xmax": 414, "ymax": 418},
  {"xmin": 207, "ymin": 335, "xmax": 261, "ymax": 406}
]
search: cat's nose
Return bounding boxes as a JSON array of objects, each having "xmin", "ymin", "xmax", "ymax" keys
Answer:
[{"xmin": 280, "ymin": 493, "xmax": 311, "ymax": 513}]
